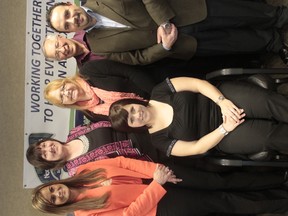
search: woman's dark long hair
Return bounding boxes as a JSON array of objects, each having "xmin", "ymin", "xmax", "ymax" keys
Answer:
[
  {"xmin": 26, "ymin": 138, "xmax": 67, "ymax": 170},
  {"xmin": 109, "ymin": 98, "xmax": 149, "ymax": 133}
]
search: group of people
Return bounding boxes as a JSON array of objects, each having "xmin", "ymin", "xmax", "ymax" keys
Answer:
[{"xmin": 26, "ymin": 0, "xmax": 288, "ymax": 216}]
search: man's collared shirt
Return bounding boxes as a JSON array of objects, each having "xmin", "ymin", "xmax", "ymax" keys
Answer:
[
  {"xmin": 81, "ymin": 6, "xmax": 129, "ymax": 32},
  {"xmin": 73, "ymin": 31, "xmax": 105, "ymax": 68}
]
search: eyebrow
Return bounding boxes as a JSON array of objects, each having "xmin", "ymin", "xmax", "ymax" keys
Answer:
[{"xmin": 64, "ymin": 10, "xmax": 70, "ymax": 30}]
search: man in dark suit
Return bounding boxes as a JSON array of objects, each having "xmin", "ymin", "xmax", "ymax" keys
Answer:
[{"xmin": 46, "ymin": 0, "xmax": 288, "ymax": 65}]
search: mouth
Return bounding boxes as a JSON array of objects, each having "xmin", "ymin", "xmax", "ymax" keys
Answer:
[
  {"xmin": 76, "ymin": 13, "xmax": 81, "ymax": 26},
  {"xmin": 63, "ymin": 44, "xmax": 70, "ymax": 56},
  {"xmin": 58, "ymin": 188, "xmax": 63, "ymax": 198},
  {"xmin": 61, "ymin": 188, "xmax": 65, "ymax": 197},
  {"xmin": 140, "ymin": 110, "xmax": 144, "ymax": 121},
  {"xmin": 71, "ymin": 90, "xmax": 75, "ymax": 100}
]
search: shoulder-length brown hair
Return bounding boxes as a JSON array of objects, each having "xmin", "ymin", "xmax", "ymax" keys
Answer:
[
  {"xmin": 32, "ymin": 168, "xmax": 110, "ymax": 214},
  {"xmin": 109, "ymin": 98, "xmax": 150, "ymax": 133},
  {"xmin": 26, "ymin": 138, "xmax": 67, "ymax": 170}
]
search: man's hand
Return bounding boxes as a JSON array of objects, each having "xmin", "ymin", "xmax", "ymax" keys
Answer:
[{"xmin": 157, "ymin": 23, "xmax": 178, "ymax": 50}]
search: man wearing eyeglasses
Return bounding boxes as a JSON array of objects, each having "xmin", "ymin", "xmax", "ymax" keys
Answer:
[
  {"xmin": 42, "ymin": 31, "xmax": 105, "ymax": 68},
  {"xmin": 45, "ymin": 0, "xmax": 288, "ymax": 65}
]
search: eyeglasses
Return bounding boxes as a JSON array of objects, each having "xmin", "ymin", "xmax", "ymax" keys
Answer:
[
  {"xmin": 59, "ymin": 83, "xmax": 67, "ymax": 104},
  {"xmin": 55, "ymin": 36, "xmax": 61, "ymax": 61}
]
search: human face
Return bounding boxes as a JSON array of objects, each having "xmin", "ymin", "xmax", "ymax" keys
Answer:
[
  {"xmin": 41, "ymin": 184, "xmax": 70, "ymax": 206},
  {"xmin": 50, "ymin": 3, "xmax": 93, "ymax": 32},
  {"xmin": 123, "ymin": 104, "xmax": 150, "ymax": 128},
  {"xmin": 44, "ymin": 35, "xmax": 79, "ymax": 60},
  {"xmin": 49, "ymin": 82, "xmax": 83, "ymax": 105},
  {"xmin": 39, "ymin": 140, "xmax": 64, "ymax": 161}
]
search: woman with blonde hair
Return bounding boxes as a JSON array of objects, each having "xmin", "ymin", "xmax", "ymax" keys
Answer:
[{"xmin": 44, "ymin": 60, "xmax": 155, "ymax": 121}]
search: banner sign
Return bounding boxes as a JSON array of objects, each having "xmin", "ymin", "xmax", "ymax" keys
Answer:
[{"xmin": 24, "ymin": 0, "xmax": 80, "ymax": 188}]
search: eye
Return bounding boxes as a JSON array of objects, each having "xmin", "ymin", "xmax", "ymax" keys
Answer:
[
  {"xmin": 64, "ymin": 10, "xmax": 69, "ymax": 18},
  {"xmin": 130, "ymin": 116, "xmax": 134, "ymax": 124},
  {"xmin": 64, "ymin": 23, "xmax": 69, "ymax": 31},
  {"xmin": 50, "ymin": 195, "xmax": 56, "ymax": 204},
  {"xmin": 131, "ymin": 107, "xmax": 135, "ymax": 114},
  {"xmin": 55, "ymin": 51, "xmax": 60, "ymax": 60},
  {"xmin": 55, "ymin": 40, "xmax": 59, "ymax": 49},
  {"xmin": 60, "ymin": 84, "xmax": 66, "ymax": 104},
  {"xmin": 49, "ymin": 186, "xmax": 54, "ymax": 193}
]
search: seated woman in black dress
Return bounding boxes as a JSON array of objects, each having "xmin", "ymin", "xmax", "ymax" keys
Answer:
[
  {"xmin": 44, "ymin": 60, "xmax": 156, "ymax": 122},
  {"xmin": 109, "ymin": 77, "xmax": 288, "ymax": 157}
]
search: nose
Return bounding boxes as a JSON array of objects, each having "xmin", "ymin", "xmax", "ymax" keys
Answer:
[
  {"xmin": 56, "ymin": 45, "xmax": 65, "ymax": 53},
  {"xmin": 49, "ymin": 144, "xmax": 54, "ymax": 152},
  {"xmin": 62, "ymin": 88, "xmax": 70, "ymax": 96},
  {"xmin": 57, "ymin": 190, "xmax": 62, "ymax": 198},
  {"xmin": 66, "ymin": 16, "xmax": 75, "ymax": 24}
]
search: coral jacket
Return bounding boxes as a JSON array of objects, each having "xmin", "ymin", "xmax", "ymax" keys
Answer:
[{"xmin": 74, "ymin": 156, "xmax": 166, "ymax": 216}]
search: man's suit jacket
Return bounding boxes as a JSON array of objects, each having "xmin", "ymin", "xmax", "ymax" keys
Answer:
[
  {"xmin": 84, "ymin": 0, "xmax": 207, "ymax": 65},
  {"xmin": 74, "ymin": 156, "xmax": 166, "ymax": 216},
  {"xmin": 80, "ymin": 60, "xmax": 155, "ymax": 98}
]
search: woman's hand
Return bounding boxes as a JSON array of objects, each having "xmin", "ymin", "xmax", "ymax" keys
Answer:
[
  {"xmin": 222, "ymin": 111, "xmax": 245, "ymax": 132},
  {"xmin": 153, "ymin": 164, "xmax": 182, "ymax": 185},
  {"xmin": 219, "ymin": 99, "xmax": 244, "ymax": 123}
]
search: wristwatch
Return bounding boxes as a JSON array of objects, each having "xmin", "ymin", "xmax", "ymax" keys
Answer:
[{"xmin": 218, "ymin": 124, "xmax": 229, "ymax": 136}]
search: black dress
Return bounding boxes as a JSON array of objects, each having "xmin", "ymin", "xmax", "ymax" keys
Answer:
[{"xmin": 150, "ymin": 78, "xmax": 288, "ymax": 156}]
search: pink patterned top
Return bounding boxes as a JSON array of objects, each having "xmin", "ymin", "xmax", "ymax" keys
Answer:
[{"xmin": 76, "ymin": 78, "xmax": 144, "ymax": 116}]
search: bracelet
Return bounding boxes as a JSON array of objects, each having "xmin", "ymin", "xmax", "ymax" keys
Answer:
[
  {"xmin": 218, "ymin": 124, "xmax": 229, "ymax": 136},
  {"xmin": 215, "ymin": 95, "xmax": 225, "ymax": 105}
]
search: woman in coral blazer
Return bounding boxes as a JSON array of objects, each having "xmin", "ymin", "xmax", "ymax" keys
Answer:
[{"xmin": 31, "ymin": 157, "xmax": 288, "ymax": 216}]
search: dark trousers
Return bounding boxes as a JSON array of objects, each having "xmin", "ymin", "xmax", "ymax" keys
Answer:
[
  {"xmin": 164, "ymin": 162, "xmax": 286, "ymax": 191},
  {"xmin": 217, "ymin": 81, "xmax": 288, "ymax": 154},
  {"xmin": 156, "ymin": 187, "xmax": 288, "ymax": 216},
  {"xmin": 179, "ymin": 0, "xmax": 288, "ymax": 55}
]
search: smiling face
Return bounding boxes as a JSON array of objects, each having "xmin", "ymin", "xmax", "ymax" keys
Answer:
[
  {"xmin": 40, "ymin": 184, "xmax": 70, "ymax": 206},
  {"xmin": 48, "ymin": 82, "xmax": 83, "ymax": 105},
  {"xmin": 43, "ymin": 35, "xmax": 79, "ymax": 61},
  {"xmin": 50, "ymin": 3, "xmax": 93, "ymax": 32},
  {"xmin": 39, "ymin": 140, "xmax": 64, "ymax": 161},
  {"xmin": 123, "ymin": 104, "xmax": 150, "ymax": 128}
]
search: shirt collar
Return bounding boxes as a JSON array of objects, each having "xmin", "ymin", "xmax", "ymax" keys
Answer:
[{"xmin": 81, "ymin": 6, "xmax": 99, "ymax": 32}]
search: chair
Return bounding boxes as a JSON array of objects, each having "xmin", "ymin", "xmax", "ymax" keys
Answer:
[{"xmin": 204, "ymin": 68, "xmax": 288, "ymax": 167}]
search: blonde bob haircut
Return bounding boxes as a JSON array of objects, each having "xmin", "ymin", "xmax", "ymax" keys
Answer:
[{"xmin": 44, "ymin": 75, "xmax": 90, "ymax": 110}]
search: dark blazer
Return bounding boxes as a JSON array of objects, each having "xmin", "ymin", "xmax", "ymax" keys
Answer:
[
  {"xmin": 79, "ymin": 60, "xmax": 156, "ymax": 121},
  {"xmin": 84, "ymin": 0, "xmax": 207, "ymax": 65}
]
